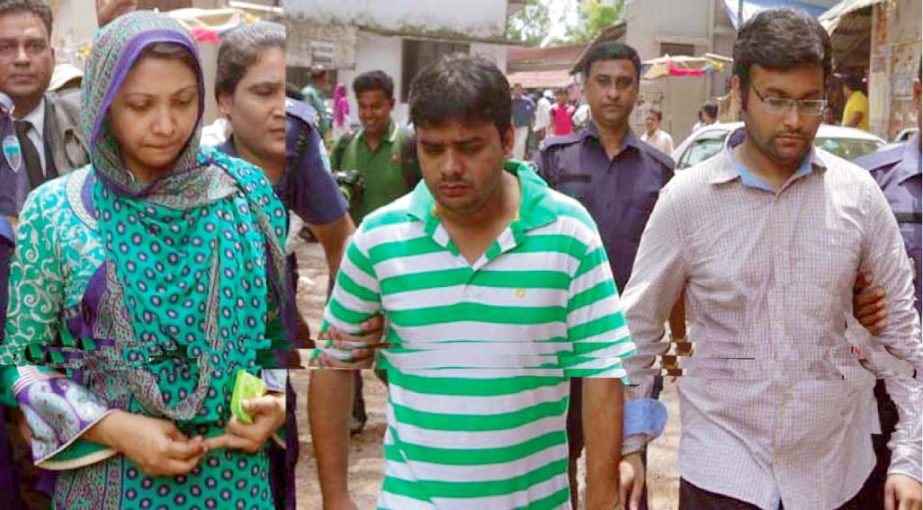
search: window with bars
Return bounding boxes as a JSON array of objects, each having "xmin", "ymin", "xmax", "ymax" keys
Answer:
[{"xmin": 401, "ymin": 39, "xmax": 470, "ymax": 102}]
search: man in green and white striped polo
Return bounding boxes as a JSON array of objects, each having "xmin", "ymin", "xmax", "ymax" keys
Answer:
[{"xmin": 310, "ymin": 54, "xmax": 636, "ymax": 510}]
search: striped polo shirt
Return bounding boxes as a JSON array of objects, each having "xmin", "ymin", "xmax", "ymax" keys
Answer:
[{"xmin": 321, "ymin": 160, "xmax": 635, "ymax": 509}]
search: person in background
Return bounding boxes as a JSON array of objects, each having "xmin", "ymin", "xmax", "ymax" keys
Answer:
[
  {"xmin": 536, "ymin": 41, "xmax": 677, "ymax": 510},
  {"xmin": 640, "ymin": 108, "xmax": 674, "ymax": 155},
  {"xmin": 510, "ymin": 82, "xmax": 534, "ymax": 160},
  {"xmin": 529, "ymin": 89, "xmax": 552, "ymax": 157},
  {"xmin": 842, "ymin": 74, "xmax": 870, "ymax": 131},
  {"xmin": 213, "ymin": 21, "xmax": 356, "ymax": 508},
  {"xmin": 550, "ymin": 87, "xmax": 576, "ymax": 136},
  {"xmin": 329, "ymin": 69, "xmax": 421, "ymax": 434},
  {"xmin": 302, "ymin": 66, "xmax": 330, "ymax": 138},
  {"xmin": 331, "ymin": 82, "xmax": 350, "ymax": 143},
  {"xmin": 692, "ymin": 100, "xmax": 718, "ymax": 132},
  {"xmin": 851, "ymin": 60, "xmax": 921, "ymax": 509}
]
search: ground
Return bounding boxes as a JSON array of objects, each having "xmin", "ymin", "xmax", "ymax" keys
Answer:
[{"xmin": 292, "ymin": 240, "xmax": 680, "ymax": 509}]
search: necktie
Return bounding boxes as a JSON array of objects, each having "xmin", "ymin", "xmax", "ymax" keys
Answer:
[{"xmin": 14, "ymin": 120, "xmax": 44, "ymax": 190}]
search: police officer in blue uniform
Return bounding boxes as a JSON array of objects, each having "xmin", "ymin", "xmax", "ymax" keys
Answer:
[
  {"xmin": 535, "ymin": 42, "xmax": 676, "ymax": 510},
  {"xmin": 852, "ymin": 63, "xmax": 921, "ymax": 508}
]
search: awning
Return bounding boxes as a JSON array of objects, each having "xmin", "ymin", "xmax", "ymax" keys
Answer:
[
  {"xmin": 722, "ymin": 0, "xmax": 831, "ymax": 29},
  {"xmin": 641, "ymin": 54, "xmax": 731, "ymax": 80},
  {"xmin": 505, "ymin": 69, "xmax": 576, "ymax": 89},
  {"xmin": 819, "ymin": 0, "xmax": 883, "ymax": 33}
]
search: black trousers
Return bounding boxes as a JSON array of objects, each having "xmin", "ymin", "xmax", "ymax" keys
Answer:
[{"xmin": 679, "ymin": 472, "xmax": 880, "ymax": 510}]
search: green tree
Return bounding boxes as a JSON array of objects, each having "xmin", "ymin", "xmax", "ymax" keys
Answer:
[
  {"xmin": 506, "ymin": 0, "xmax": 552, "ymax": 47},
  {"xmin": 564, "ymin": 0, "xmax": 624, "ymax": 44}
]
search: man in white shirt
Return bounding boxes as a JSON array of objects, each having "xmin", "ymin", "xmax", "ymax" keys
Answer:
[{"xmin": 640, "ymin": 108, "xmax": 673, "ymax": 155}]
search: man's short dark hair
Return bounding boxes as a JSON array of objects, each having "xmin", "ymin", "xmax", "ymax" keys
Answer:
[
  {"xmin": 353, "ymin": 70, "xmax": 394, "ymax": 101},
  {"xmin": 409, "ymin": 53, "xmax": 511, "ymax": 141},
  {"xmin": 647, "ymin": 109, "xmax": 663, "ymax": 121},
  {"xmin": 581, "ymin": 41, "xmax": 641, "ymax": 82},
  {"xmin": 701, "ymin": 100, "xmax": 718, "ymax": 119},
  {"xmin": 733, "ymin": 8, "xmax": 831, "ymax": 92},
  {"xmin": 0, "ymin": 0, "xmax": 52, "ymax": 38}
]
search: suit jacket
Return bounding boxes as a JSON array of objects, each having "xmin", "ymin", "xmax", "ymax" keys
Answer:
[{"xmin": 43, "ymin": 87, "xmax": 89, "ymax": 176}]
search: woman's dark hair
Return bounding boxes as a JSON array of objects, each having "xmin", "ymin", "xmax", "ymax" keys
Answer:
[
  {"xmin": 0, "ymin": 0, "xmax": 52, "ymax": 38},
  {"xmin": 353, "ymin": 70, "xmax": 394, "ymax": 101},
  {"xmin": 733, "ymin": 8, "xmax": 831, "ymax": 94},
  {"xmin": 409, "ymin": 53, "xmax": 512, "ymax": 142},
  {"xmin": 647, "ymin": 109, "xmax": 663, "ymax": 121},
  {"xmin": 136, "ymin": 42, "xmax": 198, "ymax": 75},
  {"xmin": 215, "ymin": 21, "xmax": 285, "ymax": 98},
  {"xmin": 580, "ymin": 41, "xmax": 641, "ymax": 82}
]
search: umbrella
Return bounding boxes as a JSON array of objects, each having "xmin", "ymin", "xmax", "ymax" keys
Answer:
[{"xmin": 641, "ymin": 54, "xmax": 731, "ymax": 80}]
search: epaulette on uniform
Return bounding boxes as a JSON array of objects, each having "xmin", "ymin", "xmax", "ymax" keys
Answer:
[
  {"xmin": 539, "ymin": 132, "xmax": 583, "ymax": 153},
  {"xmin": 854, "ymin": 143, "xmax": 905, "ymax": 172},
  {"xmin": 286, "ymin": 98, "xmax": 318, "ymax": 127}
]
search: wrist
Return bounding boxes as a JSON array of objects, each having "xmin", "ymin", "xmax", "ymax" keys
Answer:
[{"xmin": 84, "ymin": 410, "xmax": 126, "ymax": 451}]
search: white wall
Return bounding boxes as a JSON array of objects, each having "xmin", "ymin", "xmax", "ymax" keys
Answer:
[
  {"xmin": 288, "ymin": 0, "xmax": 509, "ymax": 39},
  {"xmin": 50, "ymin": 0, "xmax": 98, "ymax": 66}
]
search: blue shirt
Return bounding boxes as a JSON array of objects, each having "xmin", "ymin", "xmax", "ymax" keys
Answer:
[
  {"xmin": 855, "ymin": 133, "xmax": 922, "ymax": 315},
  {"xmin": 536, "ymin": 123, "xmax": 675, "ymax": 292},
  {"xmin": 218, "ymin": 99, "xmax": 348, "ymax": 226},
  {"xmin": 511, "ymin": 95, "xmax": 536, "ymax": 128}
]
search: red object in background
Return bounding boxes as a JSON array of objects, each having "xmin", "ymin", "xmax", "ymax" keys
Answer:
[
  {"xmin": 667, "ymin": 60, "xmax": 706, "ymax": 77},
  {"xmin": 189, "ymin": 28, "xmax": 220, "ymax": 43}
]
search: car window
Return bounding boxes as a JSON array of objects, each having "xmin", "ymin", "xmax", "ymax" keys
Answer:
[
  {"xmin": 679, "ymin": 134, "xmax": 728, "ymax": 169},
  {"xmin": 813, "ymin": 137, "xmax": 884, "ymax": 161}
]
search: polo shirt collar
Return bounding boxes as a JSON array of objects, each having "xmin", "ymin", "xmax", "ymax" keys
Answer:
[
  {"xmin": 406, "ymin": 159, "xmax": 558, "ymax": 233},
  {"xmin": 357, "ymin": 117, "xmax": 398, "ymax": 146},
  {"xmin": 710, "ymin": 126, "xmax": 827, "ymax": 188}
]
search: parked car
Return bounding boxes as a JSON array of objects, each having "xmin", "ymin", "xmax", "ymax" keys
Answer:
[
  {"xmin": 892, "ymin": 127, "xmax": 919, "ymax": 143},
  {"xmin": 671, "ymin": 122, "xmax": 886, "ymax": 170}
]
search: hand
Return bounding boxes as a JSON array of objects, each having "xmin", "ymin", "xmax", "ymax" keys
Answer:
[
  {"xmin": 853, "ymin": 271, "xmax": 887, "ymax": 335},
  {"xmin": 87, "ymin": 410, "xmax": 207, "ymax": 477},
  {"xmin": 11, "ymin": 408, "xmax": 31, "ymax": 447},
  {"xmin": 315, "ymin": 315, "xmax": 386, "ymax": 369},
  {"xmin": 205, "ymin": 394, "xmax": 286, "ymax": 454},
  {"xmin": 885, "ymin": 474, "xmax": 922, "ymax": 510},
  {"xmin": 619, "ymin": 452, "xmax": 645, "ymax": 510}
]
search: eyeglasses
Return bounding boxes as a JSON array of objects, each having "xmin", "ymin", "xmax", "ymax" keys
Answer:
[{"xmin": 750, "ymin": 84, "xmax": 827, "ymax": 116}]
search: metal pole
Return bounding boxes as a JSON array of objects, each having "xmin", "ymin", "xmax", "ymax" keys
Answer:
[{"xmin": 737, "ymin": 0, "xmax": 744, "ymax": 28}]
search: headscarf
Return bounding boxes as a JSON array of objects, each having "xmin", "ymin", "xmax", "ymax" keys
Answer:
[
  {"xmin": 333, "ymin": 83, "xmax": 349, "ymax": 129},
  {"xmin": 82, "ymin": 11, "xmax": 288, "ymax": 422}
]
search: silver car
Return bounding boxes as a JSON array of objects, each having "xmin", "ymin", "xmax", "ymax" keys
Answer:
[{"xmin": 671, "ymin": 122, "xmax": 886, "ymax": 170}]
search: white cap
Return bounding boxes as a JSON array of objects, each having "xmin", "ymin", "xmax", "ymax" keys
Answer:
[{"xmin": 49, "ymin": 63, "xmax": 84, "ymax": 91}]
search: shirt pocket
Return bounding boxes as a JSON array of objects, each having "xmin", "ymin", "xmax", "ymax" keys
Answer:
[{"xmin": 556, "ymin": 173, "xmax": 592, "ymax": 201}]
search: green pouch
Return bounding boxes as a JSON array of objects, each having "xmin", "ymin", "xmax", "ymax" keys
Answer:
[{"xmin": 230, "ymin": 369, "xmax": 268, "ymax": 424}]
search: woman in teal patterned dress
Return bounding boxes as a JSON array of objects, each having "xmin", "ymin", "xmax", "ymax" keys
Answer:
[{"xmin": 0, "ymin": 11, "xmax": 290, "ymax": 509}]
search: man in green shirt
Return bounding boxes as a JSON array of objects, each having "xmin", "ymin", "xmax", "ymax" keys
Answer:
[{"xmin": 329, "ymin": 69, "xmax": 420, "ymax": 433}]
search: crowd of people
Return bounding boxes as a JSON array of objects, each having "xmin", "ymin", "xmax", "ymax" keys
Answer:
[{"xmin": 0, "ymin": 1, "xmax": 919, "ymax": 510}]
